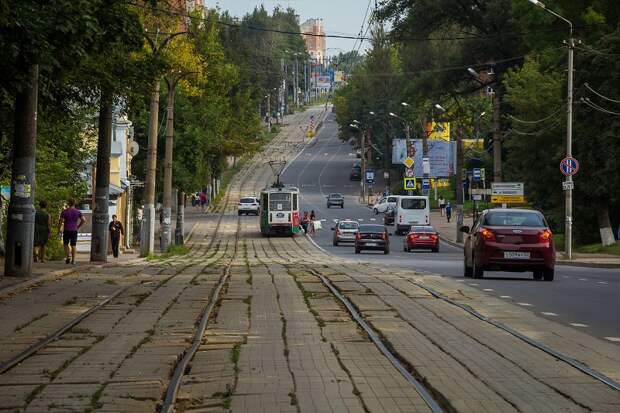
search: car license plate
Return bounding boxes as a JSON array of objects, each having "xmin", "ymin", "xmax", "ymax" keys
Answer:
[
  {"xmin": 366, "ymin": 242, "xmax": 377, "ymax": 247},
  {"xmin": 276, "ymin": 212, "xmax": 285, "ymax": 218},
  {"xmin": 504, "ymin": 251, "xmax": 530, "ymax": 259},
  {"xmin": 419, "ymin": 236, "xmax": 429, "ymax": 240}
]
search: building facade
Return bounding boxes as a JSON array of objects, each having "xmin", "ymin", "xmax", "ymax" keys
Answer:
[{"xmin": 300, "ymin": 18, "xmax": 326, "ymax": 62}]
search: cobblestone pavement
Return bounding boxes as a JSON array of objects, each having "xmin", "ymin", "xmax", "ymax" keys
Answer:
[{"xmin": 0, "ymin": 107, "xmax": 618, "ymax": 413}]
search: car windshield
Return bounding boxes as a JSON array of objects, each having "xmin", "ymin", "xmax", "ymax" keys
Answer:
[
  {"xmin": 484, "ymin": 211, "xmax": 546, "ymax": 227},
  {"xmin": 338, "ymin": 222, "xmax": 358, "ymax": 230},
  {"xmin": 329, "ymin": 194, "xmax": 343, "ymax": 199},
  {"xmin": 401, "ymin": 198, "xmax": 426, "ymax": 209},
  {"xmin": 240, "ymin": 198, "xmax": 255, "ymax": 203},
  {"xmin": 359, "ymin": 224, "xmax": 385, "ymax": 232},
  {"xmin": 410, "ymin": 226, "xmax": 436, "ymax": 233}
]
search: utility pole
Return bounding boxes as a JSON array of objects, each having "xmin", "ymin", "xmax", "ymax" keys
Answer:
[
  {"xmin": 404, "ymin": 122, "xmax": 413, "ymax": 196},
  {"xmin": 565, "ymin": 35, "xmax": 574, "ymax": 260},
  {"xmin": 492, "ymin": 92, "xmax": 502, "ymax": 182},
  {"xmin": 90, "ymin": 90, "xmax": 113, "ymax": 262},
  {"xmin": 160, "ymin": 79, "xmax": 175, "ymax": 252},
  {"xmin": 294, "ymin": 54, "xmax": 299, "ymax": 109},
  {"xmin": 304, "ymin": 60, "xmax": 308, "ymax": 104},
  {"xmin": 140, "ymin": 29, "xmax": 185, "ymax": 257},
  {"xmin": 361, "ymin": 129, "xmax": 367, "ymax": 202},
  {"xmin": 175, "ymin": 190, "xmax": 184, "ymax": 245},
  {"xmin": 456, "ymin": 122, "xmax": 465, "ymax": 243},
  {"xmin": 4, "ymin": 64, "xmax": 38, "ymax": 277}
]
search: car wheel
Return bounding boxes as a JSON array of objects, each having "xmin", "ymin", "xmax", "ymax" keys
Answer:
[
  {"xmin": 238, "ymin": 211, "xmax": 242, "ymax": 216},
  {"xmin": 543, "ymin": 268, "xmax": 554, "ymax": 281},
  {"xmin": 432, "ymin": 247, "xmax": 439, "ymax": 253},
  {"xmin": 403, "ymin": 244, "xmax": 408, "ymax": 252},
  {"xmin": 341, "ymin": 204, "xmax": 344, "ymax": 208},
  {"xmin": 384, "ymin": 247, "xmax": 390, "ymax": 255},
  {"xmin": 333, "ymin": 240, "xmax": 338, "ymax": 246},
  {"xmin": 355, "ymin": 247, "xmax": 360, "ymax": 254},
  {"xmin": 472, "ymin": 255, "xmax": 484, "ymax": 279},
  {"xmin": 373, "ymin": 208, "xmax": 378, "ymax": 215},
  {"xmin": 533, "ymin": 271, "xmax": 543, "ymax": 280}
]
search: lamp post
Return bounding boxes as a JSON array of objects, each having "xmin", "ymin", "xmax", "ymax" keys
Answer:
[
  {"xmin": 528, "ymin": 0, "xmax": 574, "ymax": 260},
  {"xmin": 369, "ymin": 111, "xmax": 391, "ymax": 195},
  {"xmin": 389, "ymin": 111, "xmax": 414, "ymax": 195},
  {"xmin": 351, "ymin": 121, "xmax": 367, "ymax": 203}
]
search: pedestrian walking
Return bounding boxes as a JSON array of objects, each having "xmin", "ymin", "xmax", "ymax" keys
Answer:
[
  {"xmin": 33, "ymin": 200, "xmax": 51, "ymax": 262},
  {"xmin": 445, "ymin": 202, "xmax": 452, "ymax": 223},
  {"xmin": 309, "ymin": 210, "xmax": 317, "ymax": 236},
  {"xmin": 301, "ymin": 211, "xmax": 309, "ymax": 234},
  {"xmin": 58, "ymin": 199, "xmax": 86, "ymax": 264},
  {"xmin": 108, "ymin": 214, "xmax": 124, "ymax": 259},
  {"xmin": 439, "ymin": 197, "xmax": 446, "ymax": 217},
  {"xmin": 199, "ymin": 191, "xmax": 207, "ymax": 212}
]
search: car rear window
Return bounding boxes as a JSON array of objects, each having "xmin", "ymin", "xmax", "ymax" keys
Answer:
[
  {"xmin": 240, "ymin": 198, "xmax": 255, "ymax": 203},
  {"xmin": 484, "ymin": 211, "xmax": 545, "ymax": 227},
  {"xmin": 411, "ymin": 226, "xmax": 435, "ymax": 233},
  {"xmin": 338, "ymin": 222, "xmax": 358, "ymax": 229},
  {"xmin": 359, "ymin": 224, "xmax": 384, "ymax": 232},
  {"xmin": 401, "ymin": 198, "xmax": 426, "ymax": 209},
  {"xmin": 329, "ymin": 194, "xmax": 343, "ymax": 199}
]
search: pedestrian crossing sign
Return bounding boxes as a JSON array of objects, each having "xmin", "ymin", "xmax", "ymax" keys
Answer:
[{"xmin": 404, "ymin": 178, "xmax": 416, "ymax": 190}]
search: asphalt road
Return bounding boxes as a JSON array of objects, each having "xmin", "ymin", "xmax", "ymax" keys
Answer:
[{"xmin": 280, "ymin": 112, "xmax": 620, "ymax": 344}]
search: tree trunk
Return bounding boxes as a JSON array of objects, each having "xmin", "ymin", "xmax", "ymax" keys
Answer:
[
  {"xmin": 5, "ymin": 64, "xmax": 38, "ymax": 277},
  {"xmin": 161, "ymin": 82, "xmax": 174, "ymax": 252},
  {"xmin": 90, "ymin": 90, "xmax": 113, "ymax": 262},
  {"xmin": 455, "ymin": 122, "xmax": 464, "ymax": 243},
  {"xmin": 140, "ymin": 79, "xmax": 160, "ymax": 256},
  {"xmin": 175, "ymin": 190, "xmax": 185, "ymax": 245},
  {"xmin": 597, "ymin": 199, "xmax": 615, "ymax": 247}
]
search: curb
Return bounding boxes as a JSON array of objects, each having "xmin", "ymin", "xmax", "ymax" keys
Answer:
[
  {"xmin": 438, "ymin": 235, "xmax": 464, "ymax": 249},
  {"xmin": 555, "ymin": 260, "xmax": 620, "ymax": 269}
]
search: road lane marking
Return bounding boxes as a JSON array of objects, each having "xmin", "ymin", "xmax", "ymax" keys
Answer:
[
  {"xmin": 517, "ymin": 302, "xmax": 533, "ymax": 306},
  {"xmin": 569, "ymin": 323, "xmax": 589, "ymax": 328},
  {"xmin": 468, "ymin": 283, "xmax": 479, "ymax": 286},
  {"xmin": 482, "ymin": 288, "xmax": 494, "ymax": 292},
  {"xmin": 578, "ymin": 278, "xmax": 588, "ymax": 281},
  {"xmin": 500, "ymin": 295, "xmax": 512, "ymax": 298},
  {"xmin": 541, "ymin": 312, "xmax": 558, "ymax": 316},
  {"xmin": 604, "ymin": 337, "xmax": 620, "ymax": 342},
  {"xmin": 370, "ymin": 218, "xmax": 376, "ymax": 221},
  {"xmin": 597, "ymin": 281, "xmax": 608, "ymax": 285}
]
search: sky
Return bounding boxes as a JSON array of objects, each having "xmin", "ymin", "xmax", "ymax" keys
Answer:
[{"xmin": 204, "ymin": 0, "xmax": 374, "ymax": 55}]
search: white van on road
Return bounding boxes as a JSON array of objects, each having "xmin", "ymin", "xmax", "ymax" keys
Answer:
[
  {"xmin": 395, "ymin": 196, "xmax": 430, "ymax": 235},
  {"xmin": 372, "ymin": 195, "xmax": 399, "ymax": 214}
]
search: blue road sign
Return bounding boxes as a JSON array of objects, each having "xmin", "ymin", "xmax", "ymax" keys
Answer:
[
  {"xmin": 422, "ymin": 179, "xmax": 430, "ymax": 190},
  {"xmin": 560, "ymin": 157, "xmax": 579, "ymax": 176},
  {"xmin": 473, "ymin": 168, "xmax": 482, "ymax": 182}
]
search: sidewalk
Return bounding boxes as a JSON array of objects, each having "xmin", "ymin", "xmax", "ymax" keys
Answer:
[{"xmin": 430, "ymin": 210, "xmax": 620, "ymax": 268}]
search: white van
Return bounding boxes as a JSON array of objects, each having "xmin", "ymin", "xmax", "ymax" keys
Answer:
[
  {"xmin": 372, "ymin": 195, "xmax": 399, "ymax": 214},
  {"xmin": 394, "ymin": 196, "xmax": 430, "ymax": 234}
]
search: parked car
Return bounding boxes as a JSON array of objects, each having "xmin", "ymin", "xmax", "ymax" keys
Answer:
[
  {"xmin": 461, "ymin": 208, "xmax": 555, "ymax": 280},
  {"xmin": 350, "ymin": 164, "xmax": 362, "ymax": 181},
  {"xmin": 394, "ymin": 196, "xmax": 430, "ymax": 235},
  {"xmin": 372, "ymin": 195, "xmax": 399, "ymax": 214},
  {"xmin": 326, "ymin": 193, "xmax": 344, "ymax": 208},
  {"xmin": 331, "ymin": 220, "xmax": 359, "ymax": 246},
  {"xmin": 238, "ymin": 196, "xmax": 260, "ymax": 215},
  {"xmin": 404, "ymin": 225, "xmax": 439, "ymax": 252},
  {"xmin": 355, "ymin": 224, "xmax": 390, "ymax": 254},
  {"xmin": 384, "ymin": 206, "xmax": 395, "ymax": 226}
]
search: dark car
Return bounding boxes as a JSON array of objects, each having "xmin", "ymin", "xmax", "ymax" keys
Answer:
[
  {"xmin": 326, "ymin": 193, "xmax": 344, "ymax": 208},
  {"xmin": 404, "ymin": 225, "xmax": 439, "ymax": 252},
  {"xmin": 350, "ymin": 164, "xmax": 361, "ymax": 181},
  {"xmin": 355, "ymin": 224, "xmax": 390, "ymax": 254},
  {"xmin": 384, "ymin": 206, "xmax": 395, "ymax": 226},
  {"xmin": 462, "ymin": 208, "xmax": 555, "ymax": 280}
]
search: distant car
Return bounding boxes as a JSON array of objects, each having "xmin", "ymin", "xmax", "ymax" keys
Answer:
[
  {"xmin": 372, "ymin": 195, "xmax": 398, "ymax": 215},
  {"xmin": 238, "ymin": 196, "xmax": 260, "ymax": 215},
  {"xmin": 331, "ymin": 220, "xmax": 359, "ymax": 246},
  {"xmin": 326, "ymin": 193, "xmax": 344, "ymax": 208},
  {"xmin": 462, "ymin": 208, "xmax": 555, "ymax": 281},
  {"xmin": 355, "ymin": 224, "xmax": 390, "ymax": 254},
  {"xmin": 404, "ymin": 226, "xmax": 439, "ymax": 252},
  {"xmin": 350, "ymin": 164, "xmax": 362, "ymax": 181},
  {"xmin": 384, "ymin": 206, "xmax": 395, "ymax": 226}
]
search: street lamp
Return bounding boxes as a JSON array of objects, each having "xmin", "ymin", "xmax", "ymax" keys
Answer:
[
  {"xmin": 528, "ymin": 0, "xmax": 575, "ymax": 260},
  {"xmin": 434, "ymin": 104, "xmax": 446, "ymax": 113},
  {"xmin": 350, "ymin": 121, "xmax": 368, "ymax": 202}
]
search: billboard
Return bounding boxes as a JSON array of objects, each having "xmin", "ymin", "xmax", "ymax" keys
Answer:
[
  {"xmin": 425, "ymin": 122, "xmax": 450, "ymax": 141},
  {"xmin": 392, "ymin": 139, "xmax": 456, "ymax": 177}
]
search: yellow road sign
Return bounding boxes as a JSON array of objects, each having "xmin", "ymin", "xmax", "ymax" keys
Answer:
[
  {"xmin": 403, "ymin": 157, "xmax": 414, "ymax": 169},
  {"xmin": 491, "ymin": 195, "xmax": 525, "ymax": 204},
  {"xmin": 404, "ymin": 178, "xmax": 416, "ymax": 190}
]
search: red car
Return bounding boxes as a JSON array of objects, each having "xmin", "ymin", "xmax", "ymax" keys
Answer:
[
  {"xmin": 462, "ymin": 209, "xmax": 555, "ymax": 281},
  {"xmin": 403, "ymin": 226, "xmax": 439, "ymax": 252}
]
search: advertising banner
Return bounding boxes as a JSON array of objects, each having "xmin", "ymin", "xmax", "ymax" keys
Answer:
[
  {"xmin": 425, "ymin": 122, "xmax": 450, "ymax": 141},
  {"xmin": 392, "ymin": 139, "xmax": 456, "ymax": 177}
]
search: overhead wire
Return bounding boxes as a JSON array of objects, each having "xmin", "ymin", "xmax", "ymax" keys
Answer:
[
  {"xmin": 584, "ymin": 83, "xmax": 620, "ymax": 104},
  {"xmin": 507, "ymin": 104, "xmax": 567, "ymax": 124},
  {"xmin": 581, "ymin": 97, "xmax": 620, "ymax": 116}
]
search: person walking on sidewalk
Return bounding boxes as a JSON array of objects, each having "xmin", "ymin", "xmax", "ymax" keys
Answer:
[
  {"xmin": 445, "ymin": 202, "xmax": 452, "ymax": 223},
  {"xmin": 59, "ymin": 199, "xmax": 86, "ymax": 264},
  {"xmin": 309, "ymin": 210, "xmax": 317, "ymax": 236},
  {"xmin": 438, "ymin": 197, "xmax": 446, "ymax": 217},
  {"xmin": 108, "ymin": 215, "xmax": 124, "ymax": 259},
  {"xmin": 34, "ymin": 200, "xmax": 51, "ymax": 262}
]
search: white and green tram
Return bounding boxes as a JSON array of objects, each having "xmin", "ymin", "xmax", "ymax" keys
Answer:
[{"xmin": 259, "ymin": 185, "xmax": 301, "ymax": 236}]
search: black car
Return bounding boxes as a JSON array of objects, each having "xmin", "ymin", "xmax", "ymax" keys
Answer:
[
  {"xmin": 326, "ymin": 193, "xmax": 344, "ymax": 208},
  {"xmin": 384, "ymin": 206, "xmax": 395, "ymax": 226},
  {"xmin": 355, "ymin": 224, "xmax": 390, "ymax": 254},
  {"xmin": 350, "ymin": 164, "xmax": 361, "ymax": 181}
]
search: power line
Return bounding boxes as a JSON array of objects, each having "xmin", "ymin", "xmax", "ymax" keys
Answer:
[
  {"xmin": 584, "ymin": 83, "xmax": 620, "ymax": 104},
  {"xmin": 581, "ymin": 97, "xmax": 620, "ymax": 116},
  {"xmin": 507, "ymin": 104, "xmax": 566, "ymax": 124}
]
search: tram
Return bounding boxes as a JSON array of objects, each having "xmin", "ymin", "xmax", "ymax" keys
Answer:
[{"xmin": 259, "ymin": 184, "xmax": 301, "ymax": 236}]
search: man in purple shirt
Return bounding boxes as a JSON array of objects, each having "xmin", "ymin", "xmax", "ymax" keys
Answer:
[{"xmin": 58, "ymin": 199, "xmax": 86, "ymax": 264}]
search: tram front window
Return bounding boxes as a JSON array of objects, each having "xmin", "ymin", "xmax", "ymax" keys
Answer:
[{"xmin": 269, "ymin": 193, "xmax": 292, "ymax": 211}]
